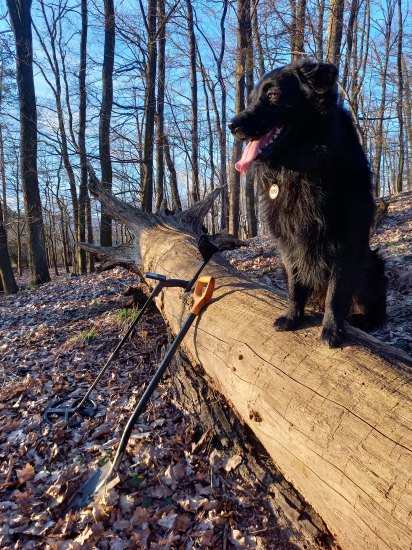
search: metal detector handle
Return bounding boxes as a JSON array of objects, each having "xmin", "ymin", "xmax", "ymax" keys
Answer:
[
  {"xmin": 145, "ymin": 272, "xmax": 188, "ymax": 288},
  {"xmin": 191, "ymin": 276, "xmax": 215, "ymax": 315}
]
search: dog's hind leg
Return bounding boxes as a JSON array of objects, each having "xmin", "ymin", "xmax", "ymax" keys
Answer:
[
  {"xmin": 274, "ymin": 267, "xmax": 309, "ymax": 331},
  {"xmin": 348, "ymin": 249, "xmax": 387, "ymax": 331},
  {"xmin": 321, "ymin": 265, "xmax": 355, "ymax": 348}
]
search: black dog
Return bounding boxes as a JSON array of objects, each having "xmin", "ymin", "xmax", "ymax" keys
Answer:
[{"xmin": 229, "ymin": 59, "xmax": 386, "ymax": 348}]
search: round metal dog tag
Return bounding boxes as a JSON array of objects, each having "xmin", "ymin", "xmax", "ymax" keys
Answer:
[{"xmin": 269, "ymin": 184, "xmax": 279, "ymax": 199}]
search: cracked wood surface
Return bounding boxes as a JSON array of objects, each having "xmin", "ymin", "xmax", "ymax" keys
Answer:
[{"xmin": 79, "ymin": 185, "xmax": 412, "ymax": 550}]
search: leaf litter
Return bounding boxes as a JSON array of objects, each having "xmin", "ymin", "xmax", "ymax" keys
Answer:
[{"xmin": 0, "ymin": 267, "xmax": 319, "ymax": 549}]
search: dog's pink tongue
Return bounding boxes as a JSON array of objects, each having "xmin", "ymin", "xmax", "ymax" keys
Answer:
[{"xmin": 235, "ymin": 139, "xmax": 261, "ymax": 174}]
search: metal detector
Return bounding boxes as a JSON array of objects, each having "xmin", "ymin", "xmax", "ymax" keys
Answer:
[{"xmin": 43, "ymin": 235, "xmax": 219, "ymax": 427}]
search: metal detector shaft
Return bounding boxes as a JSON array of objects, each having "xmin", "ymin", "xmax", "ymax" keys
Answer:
[
  {"xmin": 75, "ymin": 275, "xmax": 191, "ymax": 412},
  {"xmin": 74, "ymin": 283, "xmax": 163, "ymax": 411}
]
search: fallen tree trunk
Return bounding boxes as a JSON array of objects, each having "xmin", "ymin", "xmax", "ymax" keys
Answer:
[{"xmin": 79, "ymin": 176, "xmax": 412, "ymax": 550}]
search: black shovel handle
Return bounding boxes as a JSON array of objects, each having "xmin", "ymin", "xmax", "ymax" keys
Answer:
[{"xmin": 99, "ymin": 276, "xmax": 215, "ymax": 484}]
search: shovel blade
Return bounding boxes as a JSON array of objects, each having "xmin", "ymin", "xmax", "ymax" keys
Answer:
[{"xmin": 66, "ymin": 461, "xmax": 112, "ymax": 512}]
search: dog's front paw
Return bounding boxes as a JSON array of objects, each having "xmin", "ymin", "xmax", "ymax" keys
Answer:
[
  {"xmin": 320, "ymin": 324, "xmax": 345, "ymax": 348},
  {"xmin": 274, "ymin": 315, "xmax": 301, "ymax": 331}
]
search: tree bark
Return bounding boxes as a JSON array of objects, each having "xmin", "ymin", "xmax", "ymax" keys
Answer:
[
  {"xmin": 163, "ymin": 132, "xmax": 182, "ymax": 211},
  {"xmin": 78, "ymin": 0, "xmax": 88, "ymax": 272},
  {"xmin": 402, "ymin": 56, "xmax": 412, "ymax": 189},
  {"xmin": 316, "ymin": 0, "xmax": 326, "ymax": 60},
  {"xmin": 185, "ymin": 0, "xmax": 200, "ymax": 205},
  {"xmin": 252, "ymin": 8, "xmax": 265, "ymax": 76},
  {"xmin": 244, "ymin": 2, "xmax": 257, "ymax": 238},
  {"xmin": 291, "ymin": 0, "xmax": 307, "ymax": 60},
  {"xmin": 155, "ymin": 0, "xmax": 166, "ymax": 210},
  {"xmin": 100, "ymin": 0, "xmax": 115, "ymax": 245},
  {"xmin": 325, "ymin": 0, "xmax": 345, "ymax": 66},
  {"xmin": 78, "ymin": 173, "xmax": 412, "ymax": 550},
  {"xmin": 395, "ymin": 0, "xmax": 404, "ymax": 193},
  {"xmin": 141, "ymin": 0, "xmax": 157, "ymax": 213},
  {"xmin": 371, "ymin": 2, "xmax": 394, "ymax": 197},
  {"xmin": 229, "ymin": 0, "xmax": 248, "ymax": 238},
  {"xmin": 7, "ymin": 0, "xmax": 50, "ymax": 284},
  {"xmin": 0, "ymin": 199, "xmax": 17, "ymax": 294}
]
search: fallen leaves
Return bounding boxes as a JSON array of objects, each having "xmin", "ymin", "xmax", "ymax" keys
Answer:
[
  {"xmin": 16, "ymin": 463, "xmax": 35, "ymax": 485},
  {"xmin": 0, "ymin": 267, "xmax": 300, "ymax": 549}
]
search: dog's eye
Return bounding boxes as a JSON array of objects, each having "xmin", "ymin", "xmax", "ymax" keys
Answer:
[{"xmin": 266, "ymin": 91, "xmax": 278, "ymax": 101}]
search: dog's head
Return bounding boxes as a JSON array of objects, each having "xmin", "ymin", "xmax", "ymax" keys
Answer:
[{"xmin": 229, "ymin": 59, "xmax": 338, "ymax": 174}]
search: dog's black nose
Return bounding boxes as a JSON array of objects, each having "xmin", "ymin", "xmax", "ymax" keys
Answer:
[{"xmin": 228, "ymin": 122, "xmax": 236, "ymax": 132}]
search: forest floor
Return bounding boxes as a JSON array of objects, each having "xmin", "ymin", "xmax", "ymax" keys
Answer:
[{"xmin": 0, "ymin": 190, "xmax": 410, "ymax": 549}]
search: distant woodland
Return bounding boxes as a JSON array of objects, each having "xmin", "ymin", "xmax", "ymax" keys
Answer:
[{"xmin": 0, "ymin": 0, "xmax": 410, "ymax": 289}]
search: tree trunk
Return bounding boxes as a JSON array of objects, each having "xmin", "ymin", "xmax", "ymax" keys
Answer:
[
  {"xmin": 186, "ymin": 0, "xmax": 200, "ymax": 205},
  {"xmin": 402, "ymin": 56, "xmax": 412, "ymax": 189},
  {"xmin": 141, "ymin": 0, "xmax": 157, "ymax": 213},
  {"xmin": 200, "ymin": 63, "xmax": 216, "ymax": 232},
  {"xmin": 155, "ymin": 0, "xmax": 166, "ymax": 210},
  {"xmin": 325, "ymin": 0, "xmax": 345, "ymax": 66},
  {"xmin": 78, "ymin": 0, "xmax": 88, "ymax": 272},
  {"xmin": 99, "ymin": 0, "xmax": 115, "ymax": 245},
  {"xmin": 0, "ymin": 199, "xmax": 18, "ymax": 294},
  {"xmin": 163, "ymin": 132, "xmax": 182, "ymax": 211},
  {"xmin": 291, "ymin": 0, "xmax": 307, "ymax": 60},
  {"xmin": 372, "ymin": 2, "xmax": 394, "ymax": 197},
  {"xmin": 0, "ymin": 123, "xmax": 7, "ymax": 226},
  {"xmin": 316, "ymin": 0, "xmax": 326, "ymax": 60},
  {"xmin": 252, "ymin": 8, "xmax": 265, "ymax": 76},
  {"xmin": 7, "ymin": 0, "xmax": 50, "ymax": 284},
  {"xmin": 395, "ymin": 0, "xmax": 404, "ymax": 193},
  {"xmin": 339, "ymin": 0, "xmax": 359, "ymax": 105},
  {"xmin": 86, "ymin": 190, "xmax": 95, "ymax": 272},
  {"xmin": 244, "ymin": 3, "xmax": 257, "ymax": 238},
  {"xmin": 78, "ymin": 174, "xmax": 412, "ymax": 550},
  {"xmin": 218, "ymin": 1, "xmax": 228, "ymax": 230},
  {"xmin": 229, "ymin": 0, "xmax": 248, "ymax": 238}
]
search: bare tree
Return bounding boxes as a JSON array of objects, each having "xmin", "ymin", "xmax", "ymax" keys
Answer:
[
  {"xmin": 371, "ymin": 0, "xmax": 395, "ymax": 197},
  {"xmin": 7, "ymin": 0, "xmax": 50, "ymax": 284},
  {"xmin": 325, "ymin": 0, "xmax": 345, "ymax": 66},
  {"xmin": 100, "ymin": 0, "xmax": 115, "ymax": 244},
  {"xmin": 395, "ymin": 0, "xmax": 404, "ymax": 193},
  {"xmin": 155, "ymin": 0, "xmax": 165, "ymax": 210},
  {"xmin": 78, "ymin": 0, "xmax": 88, "ymax": 272},
  {"xmin": 291, "ymin": 0, "xmax": 307, "ymax": 60},
  {"xmin": 244, "ymin": 0, "xmax": 257, "ymax": 237},
  {"xmin": 141, "ymin": 0, "xmax": 157, "ymax": 212},
  {"xmin": 186, "ymin": 0, "xmax": 200, "ymax": 204},
  {"xmin": 229, "ymin": 0, "xmax": 249, "ymax": 238},
  {"xmin": 0, "ymin": 198, "xmax": 17, "ymax": 294}
]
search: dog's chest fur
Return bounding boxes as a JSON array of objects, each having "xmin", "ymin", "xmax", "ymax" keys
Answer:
[{"xmin": 257, "ymin": 164, "xmax": 333, "ymax": 288}]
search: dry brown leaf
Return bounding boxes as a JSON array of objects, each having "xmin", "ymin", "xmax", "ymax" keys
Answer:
[{"xmin": 16, "ymin": 463, "xmax": 35, "ymax": 484}]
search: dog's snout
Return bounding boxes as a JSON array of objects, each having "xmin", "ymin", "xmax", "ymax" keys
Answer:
[{"xmin": 228, "ymin": 121, "xmax": 238, "ymax": 133}]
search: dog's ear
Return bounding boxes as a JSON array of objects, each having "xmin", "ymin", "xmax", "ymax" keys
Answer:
[
  {"xmin": 297, "ymin": 61, "xmax": 338, "ymax": 93},
  {"xmin": 314, "ymin": 63, "xmax": 338, "ymax": 89}
]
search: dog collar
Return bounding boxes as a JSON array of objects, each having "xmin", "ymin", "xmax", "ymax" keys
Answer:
[{"xmin": 269, "ymin": 184, "xmax": 279, "ymax": 199}]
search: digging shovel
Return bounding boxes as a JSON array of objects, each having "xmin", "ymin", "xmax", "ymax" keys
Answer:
[{"xmin": 66, "ymin": 275, "xmax": 215, "ymax": 513}]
